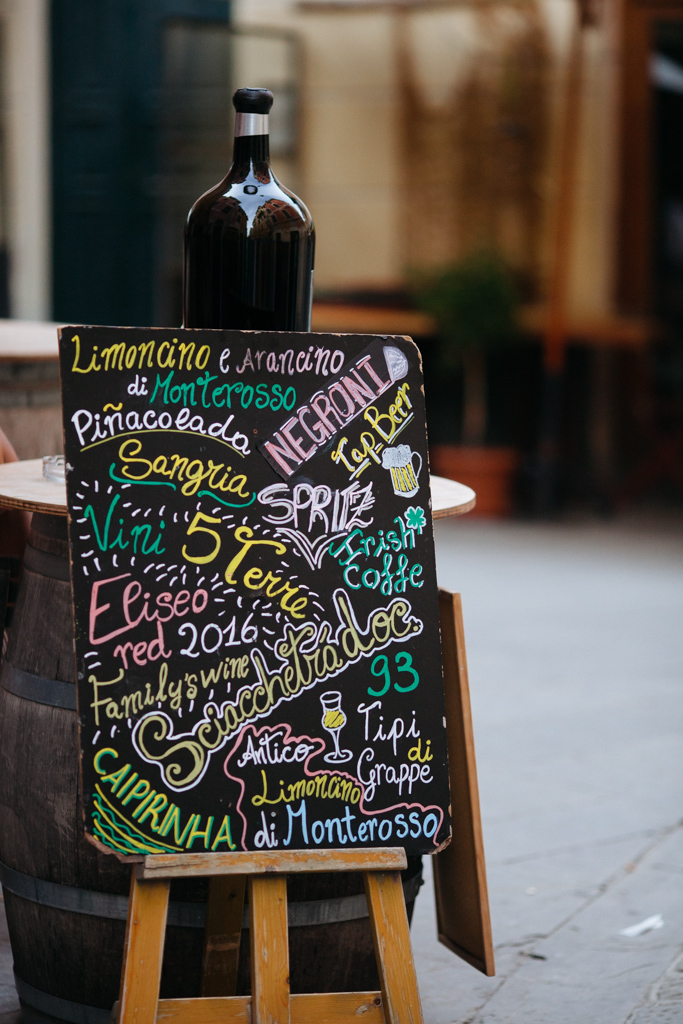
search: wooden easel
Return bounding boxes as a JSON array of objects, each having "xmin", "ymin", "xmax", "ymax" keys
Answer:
[
  {"xmin": 114, "ymin": 588, "xmax": 495, "ymax": 1023},
  {"xmin": 116, "ymin": 848, "xmax": 422, "ymax": 1024}
]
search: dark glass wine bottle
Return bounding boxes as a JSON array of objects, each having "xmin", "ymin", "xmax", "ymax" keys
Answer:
[{"xmin": 183, "ymin": 87, "xmax": 315, "ymax": 331}]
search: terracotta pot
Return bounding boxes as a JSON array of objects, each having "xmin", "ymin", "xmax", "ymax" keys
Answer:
[{"xmin": 429, "ymin": 445, "xmax": 520, "ymax": 517}]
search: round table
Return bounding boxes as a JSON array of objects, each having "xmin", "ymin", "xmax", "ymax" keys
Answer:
[{"xmin": 0, "ymin": 460, "xmax": 476, "ymax": 518}]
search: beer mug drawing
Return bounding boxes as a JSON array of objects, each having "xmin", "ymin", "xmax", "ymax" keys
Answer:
[{"xmin": 381, "ymin": 444, "xmax": 422, "ymax": 498}]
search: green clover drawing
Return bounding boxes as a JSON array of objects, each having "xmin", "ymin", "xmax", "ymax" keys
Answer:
[{"xmin": 404, "ymin": 506, "xmax": 426, "ymax": 534}]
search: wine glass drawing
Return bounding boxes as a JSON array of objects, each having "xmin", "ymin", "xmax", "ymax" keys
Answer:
[{"xmin": 320, "ymin": 691, "xmax": 353, "ymax": 764}]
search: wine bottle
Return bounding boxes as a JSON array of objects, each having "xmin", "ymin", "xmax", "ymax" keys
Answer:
[{"xmin": 183, "ymin": 87, "xmax": 315, "ymax": 331}]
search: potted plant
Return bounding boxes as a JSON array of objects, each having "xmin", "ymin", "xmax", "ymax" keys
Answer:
[{"xmin": 413, "ymin": 249, "xmax": 521, "ymax": 516}]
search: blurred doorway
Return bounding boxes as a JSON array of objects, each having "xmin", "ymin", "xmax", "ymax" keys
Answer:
[
  {"xmin": 51, "ymin": 0, "xmax": 231, "ymax": 328},
  {"xmin": 617, "ymin": 3, "xmax": 683, "ymax": 500},
  {"xmin": 651, "ymin": 24, "xmax": 683, "ymax": 332},
  {"xmin": 618, "ymin": 2, "xmax": 683, "ymax": 319},
  {"xmin": 51, "ymin": 1, "xmax": 300, "ymax": 328}
]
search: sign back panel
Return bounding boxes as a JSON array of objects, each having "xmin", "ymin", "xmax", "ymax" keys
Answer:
[{"xmin": 59, "ymin": 328, "xmax": 450, "ymax": 856}]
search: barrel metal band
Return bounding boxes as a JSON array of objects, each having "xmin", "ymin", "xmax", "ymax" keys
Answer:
[
  {"xmin": 0, "ymin": 860, "xmax": 201, "ymax": 927},
  {"xmin": 0, "ymin": 858, "xmax": 422, "ymax": 929},
  {"xmin": 0, "ymin": 661, "xmax": 77, "ymax": 710},
  {"xmin": 23, "ymin": 543, "xmax": 71, "ymax": 581},
  {"xmin": 14, "ymin": 973, "xmax": 111, "ymax": 1024}
]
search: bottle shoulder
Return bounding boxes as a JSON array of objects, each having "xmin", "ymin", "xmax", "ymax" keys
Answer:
[{"xmin": 186, "ymin": 165, "xmax": 313, "ymax": 235}]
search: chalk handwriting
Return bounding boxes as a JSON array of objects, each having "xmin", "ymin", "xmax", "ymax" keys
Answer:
[
  {"xmin": 59, "ymin": 327, "xmax": 450, "ymax": 854},
  {"xmin": 260, "ymin": 342, "xmax": 409, "ymax": 479}
]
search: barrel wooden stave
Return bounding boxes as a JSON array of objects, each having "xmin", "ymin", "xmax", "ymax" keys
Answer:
[
  {"xmin": 238, "ymin": 914, "xmax": 380, "ymax": 993},
  {"xmin": 0, "ymin": 514, "xmax": 208, "ymax": 1011},
  {"xmin": 2, "ymin": 892, "xmax": 127, "ymax": 1009}
]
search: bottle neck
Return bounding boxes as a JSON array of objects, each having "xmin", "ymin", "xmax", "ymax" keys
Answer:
[
  {"xmin": 232, "ymin": 112, "xmax": 270, "ymax": 168},
  {"xmin": 232, "ymin": 134, "xmax": 270, "ymax": 167}
]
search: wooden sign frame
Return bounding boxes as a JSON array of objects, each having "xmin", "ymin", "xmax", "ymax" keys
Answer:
[
  {"xmin": 57, "ymin": 327, "xmax": 452, "ymax": 858},
  {"xmin": 434, "ymin": 590, "xmax": 495, "ymax": 976}
]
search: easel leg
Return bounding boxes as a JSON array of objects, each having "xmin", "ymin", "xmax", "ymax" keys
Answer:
[
  {"xmin": 249, "ymin": 874, "xmax": 290, "ymax": 1024},
  {"xmin": 201, "ymin": 874, "xmax": 246, "ymax": 996},
  {"xmin": 364, "ymin": 871, "xmax": 423, "ymax": 1024},
  {"xmin": 117, "ymin": 870, "xmax": 170, "ymax": 1024}
]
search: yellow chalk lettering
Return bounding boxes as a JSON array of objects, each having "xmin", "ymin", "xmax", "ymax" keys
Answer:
[
  {"xmin": 121, "ymin": 779, "xmax": 150, "ymax": 806},
  {"xmin": 185, "ymin": 815, "xmax": 214, "ymax": 849},
  {"xmin": 100, "ymin": 764, "xmax": 132, "ymax": 793},
  {"xmin": 211, "ymin": 815, "xmax": 236, "ymax": 850},
  {"xmin": 93, "ymin": 748, "xmax": 118, "ymax": 774}
]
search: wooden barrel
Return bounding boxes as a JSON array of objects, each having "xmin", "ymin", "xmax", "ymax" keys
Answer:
[{"xmin": 0, "ymin": 513, "xmax": 422, "ymax": 1022}]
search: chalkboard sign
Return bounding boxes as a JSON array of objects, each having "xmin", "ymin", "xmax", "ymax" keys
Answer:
[{"xmin": 59, "ymin": 328, "xmax": 451, "ymax": 857}]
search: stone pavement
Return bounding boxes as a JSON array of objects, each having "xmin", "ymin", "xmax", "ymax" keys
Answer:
[
  {"xmin": 411, "ymin": 511, "xmax": 683, "ymax": 1024},
  {"xmin": 0, "ymin": 511, "xmax": 681, "ymax": 1023}
]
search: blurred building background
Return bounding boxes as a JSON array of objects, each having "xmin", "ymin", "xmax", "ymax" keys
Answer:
[{"xmin": 0, "ymin": 0, "xmax": 682, "ymax": 514}]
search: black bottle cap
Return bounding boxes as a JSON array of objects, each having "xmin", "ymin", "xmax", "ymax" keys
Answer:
[{"xmin": 233, "ymin": 88, "xmax": 273, "ymax": 115}]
